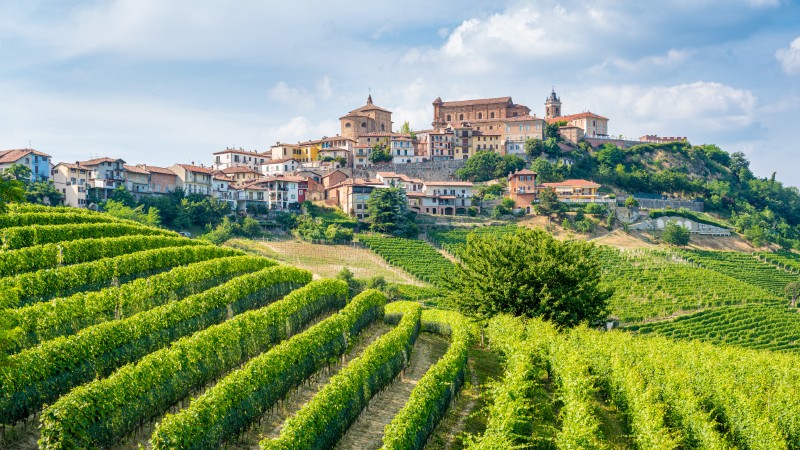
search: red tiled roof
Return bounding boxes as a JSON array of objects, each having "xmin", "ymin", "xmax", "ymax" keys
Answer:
[
  {"xmin": 212, "ymin": 148, "xmax": 261, "ymax": 156},
  {"xmin": 504, "ymin": 114, "xmax": 544, "ymax": 123},
  {"xmin": 177, "ymin": 164, "xmax": 214, "ymax": 174},
  {"xmin": 221, "ymin": 166, "xmax": 260, "ymax": 174},
  {"xmin": 541, "ymin": 179, "xmax": 601, "ymax": 188},
  {"xmin": 264, "ymin": 157, "xmax": 299, "ymax": 164},
  {"xmin": 439, "ymin": 96, "xmax": 513, "ymax": 107},
  {"xmin": 80, "ymin": 157, "xmax": 125, "ymax": 166},
  {"xmin": 123, "ymin": 164, "xmax": 149, "ymax": 174},
  {"xmin": 143, "ymin": 165, "xmax": 177, "ymax": 176},
  {"xmin": 55, "ymin": 162, "xmax": 90, "ymax": 170},
  {"xmin": 349, "ymin": 103, "xmax": 392, "ymax": 114},
  {"xmin": 214, "ymin": 175, "xmax": 233, "ymax": 182},
  {"xmin": 509, "ymin": 169, "xmax": 537, "ymax": 177},
  {"xmin": 547, "ymin": 111, "xmax": 608, "ymax": 123},
  {"xmin": 0, "ymin": 148, "xmax": 51, "ymax": 164}
]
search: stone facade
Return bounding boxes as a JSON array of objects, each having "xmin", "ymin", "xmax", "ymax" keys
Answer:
[
  {"xmin": 339, "ymin": 95, "xmax": 393, "ymax": 142},
  {"xmin": 431, "ymin": 96, "xmax": 530, "ymax": 131}
]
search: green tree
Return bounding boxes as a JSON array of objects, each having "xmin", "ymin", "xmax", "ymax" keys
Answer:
[
  {"xmin": 624, "ymin": 196, "xmax": 639, "ymax": 208},
  {"xmin": 336, "ymin": 267, "xmax": 364, "ymax": 297},
  {"xmin": 400, "ymin": 121, "xmax": 416, "ymax": 139},
  {"xmin": 662, "ymin": 221, "xmax": 690, "ymax": 246},
  {"xmin": 455, "ymin": 151, "xmax": 501, "ymax": 182},
  {"xmin": 240, "ymin": 217, "xmax": 263, "ymax": 237},
  {"xmin": 365, "ymin": 186, "xmax": 417, "ymax": 237},
  {"xmin": 786, "ymin": 281, "xmax": 800, "ymax": 308},
  {"xmin": 545, "ymin": 121, "xmax": 565, "ymax": 140},
  {"xmin": 26, "ymin": 181, "xmax": 63, "ymax": 206},
  {"xmin": 524, "ymin": 138, "xmax": 544, "ymax": 157},
  {"xmin": 0, "ymin": 174, "xmax": 25, "ymax": 213},
  {"xmin": 369, "ymin": 144, "xmax": 392, "ymax": 163},
  {"xmin": 103, "ymin": 200, "xmax": 160, "ymax": 226},
  {"xmin": 496, "ymin": 154, "xmax": 526, "ymax": 178},
  {"xmin": 4, "ymin": 164, "xmax": 32, "ymax": 183},
  {"xmin": 110, "ymin": 186, "xmax": 136, "ymax": 207},
  {"xmin": 493, "ymin": 197, "xmax": 516, "ymax": 217},
  {"xmin": 584, "ymin": 203, "xmax": 607, "ymax": 216},
  {"xmin": 535, "ymin": 187, "xmax": 562, "ymax": 218},
  {"xmin": 444, "ymin": 228, "xmax": 611, "ymax": 326}
]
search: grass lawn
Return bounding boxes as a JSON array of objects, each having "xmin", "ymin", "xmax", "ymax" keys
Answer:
[{"xmin": 225, "ymin": 237, "xmax": 424, "ymax": 285}]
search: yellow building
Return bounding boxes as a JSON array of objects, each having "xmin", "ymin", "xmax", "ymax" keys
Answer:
[{"xmin": 470, "ymin": 131, "xmax": 502, "ymax": 157}]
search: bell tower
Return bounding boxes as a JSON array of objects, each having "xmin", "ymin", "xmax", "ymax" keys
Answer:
[{"xmin": 545, "ymin": 87, "xmax": 561, "ymax": 120}]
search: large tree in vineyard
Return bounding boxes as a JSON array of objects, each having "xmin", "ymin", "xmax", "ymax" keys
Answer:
[{"xmin": 445, "ymin": 228, "xmax": 611, "ymax": 327}]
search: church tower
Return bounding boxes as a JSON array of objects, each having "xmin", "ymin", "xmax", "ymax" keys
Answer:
[{"xmin": 545, "ymin": 88, "xmax": 561, "ymax": 120}]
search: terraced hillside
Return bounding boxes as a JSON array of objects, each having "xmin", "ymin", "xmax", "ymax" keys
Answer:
[{"xmin": 0, "ymin": 206, "xmax": 474, "ymax": 450}]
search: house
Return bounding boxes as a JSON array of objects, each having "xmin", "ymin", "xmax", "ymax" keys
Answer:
[
  {"xmin": 390, "ymin": 136, "xmax": 421, "ymax": 164},
  {"xmin": 220, "ymin": 165, "xmax": 262, "ymax": 182},
  {"xmin": 212, "ymin": 175, "xmax": 239, "ymax": 209},
  {"xmin": 79, "ymin": 157, "xmax": 126, "ymax": 201},
  {"xmin": 352, "ymin": 144, "xmax": 373, "ymax": 167},
  {"xmin": 558, "ymin": 126, "xmax": 585, "ymax": 145},
  {"xmin": 170, "ymin": 164, "xmax": 213, "ymax": 196},
  {"xmin": 294, "ymin": 169, "xmax": 322, "ymax": 183},
  {"xmin": 538, "ymin": 179, "xmax": 603, "ymax": 203},
  {"xmin": 507, "ymin": 169, "xmax": 538, "ymax": 213},
  {"xmin": 140, "ymin": 165, "xmax": 178, "ymax": 194},
  {"xmin": 269, "ymin": 143, "xmax": 304, "ymax": 161},
  {"xmin": 212, "ymin": 148, "xmax": 268, "ymax": 171},
  {"xmin": 51, "ymin": 162, "xmax": 90, "ymax": 207},
  {"xmin": 326, "ymin": 178, "xmax": 386, "ymax": 220},
  {"xmin": 428, "ymin": 130, "xmax": 454, "ymax": 160},
  {"xmin": 375, "ymin": 172, "xmax": 424, "ymax": 193},
  {"xmin": 452, "ymin": 123, "xmax": 474, "ymax": 160},
  {"xmin": 123, "ymin": 165, "xmax": 151, "ymax": 198},
  {"xmin": 260, "ymin": 158, "xmax": 300, "ymax": 176},
  {"xmin": 409, "ymin": 181, "xmax": 475, "ymax": 216},
  {"xmin": 471, "ymin": 131, "xmax": 502, "ymax": 155},
  {"xmin": 238, "ymin": 175, "xmax": 307, "ymax": 211},
  {"xmin": 0, "ymin": 148, "xmax": 52, "ymax": 182},
  {"xmin": 504, "ymin": 115, "xmax": 546, "ymax": 144}
]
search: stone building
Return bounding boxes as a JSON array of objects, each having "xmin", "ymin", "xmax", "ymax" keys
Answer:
[
  {"xmin": 339, "ymin": 95, "xmax": 393, "ymax": 142},
  {"xmin": 431, "ymin": 96, "xmax": 531, "ymax": 131}
]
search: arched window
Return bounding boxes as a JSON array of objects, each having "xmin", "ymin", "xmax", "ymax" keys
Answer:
[
  {"xmin": 478, "ymin": 112, "xmax": 483, "ymax": 119},
  {"xmin": 381, "ymin": 124, "xmax": 385, "ymax": 131},
  {"xmin": 490, "ymin": 112, "xmax": 495, "ymax": 119},
  {"xmin": 446, "ymin": 114, "xmax": 451, "ymax": 121},
  {"xmin": 345, "ymin": 122, "xmax": 351, "ymax": 128},
  {"xmin": 459, "ymin": 113, "xmax": 464, "ymax": 120}
]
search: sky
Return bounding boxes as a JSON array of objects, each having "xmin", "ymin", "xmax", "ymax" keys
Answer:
[{"xmin": 1, "ymin": 0, "xmax": 799, "ymax": 185}]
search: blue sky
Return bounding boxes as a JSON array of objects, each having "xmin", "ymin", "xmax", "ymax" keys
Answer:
[{"xmin": 1, "ymin": 0, "xmax": 799, "ymax": 184}]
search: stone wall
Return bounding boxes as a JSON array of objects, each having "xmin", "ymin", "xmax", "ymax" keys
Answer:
[{"xmin": 352, "ymin": 159, "xmax": 467, "ymax": 181}]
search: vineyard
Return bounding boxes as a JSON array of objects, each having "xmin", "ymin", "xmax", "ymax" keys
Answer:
[
  {"xmin": 426, "ymin": 225, "xmax": 518, "ymax": 257},
  {"xmin": 357, "ymin": 234, "xmax": 454, "ymax": 286},
  {"xmin": 0, "ymin": 207, "xmax": 476, "ymax": 450}
]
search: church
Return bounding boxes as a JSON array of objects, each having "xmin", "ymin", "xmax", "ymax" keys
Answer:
[{"xmin": 339, "ymin": 95, "xmax": 393, "ymax": 141}]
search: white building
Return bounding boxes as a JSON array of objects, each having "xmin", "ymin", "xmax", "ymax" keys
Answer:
[
  {"xmin": 212, "ymin": 148, "xmax": 268, "ymax": 171},
  {"xmin": 79, "ymin": 157, "xmax": 126, "ymax": 202},
  {"xmin": 260, "ymin": 158, "xmax": 300, "ymax": 176},
  {"xmin": 52, "ymin": 162, "xmax": 90, "ymax": 208},
  {"xmin": 170, "ymin": 164, "xmax": 213, "ymax": 196}
]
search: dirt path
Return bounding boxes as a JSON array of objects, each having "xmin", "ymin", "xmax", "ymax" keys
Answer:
[
  {"xmin": 227, "ymin": 322, "xmax": 393, "ymax": 449},
  {"xmin": 335, "ymin": 333, "xmax": 450, "ymax": 450}
]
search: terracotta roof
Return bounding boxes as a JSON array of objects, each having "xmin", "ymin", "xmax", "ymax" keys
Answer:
[
  {"xmin": 221, "ymin": 166, "xmax": 260, "ymax": 174},
  {"xmin": 177, "ymin": 164, "xmax": 214, "ymax": 174},
  {"xmin": 359, "ymin": 132, "xmax": 398, "ymax": 137},
  {"xmin": 264, "ymin": 157, "xmax": 299, "ymax": 165},
  {"xmin": 321, "ymin": 136, "xmax": 356, "ymax": 142},
  {"xmin": 80, "ymin": 157, "xmax": 125, "ymax": 166},
  {"xmin": 438, "ymin": 96, "xmax": 513, "ymax": 107},
  {"xmin": 212, "ymin": 148, "xmax": 261, "ymax": 156},
  {"xmin": 322, "ymin": 170, "xmax": 348, "ymax": 179},
  {"xmin": 214, "ymin": 175, "xmax": 233, "ymax": 182},
  {"xmin": 349, "ymin": 103, "xmax": 392, "ymax": 114},
  {"xmin": 541, "ymin": 179, "xmax": 601, "ymax": 188},
  {"xmin": 329, "ymin": 178, "xmax": 384, "ymax": 189},
  {"xmin": 270, "ymin": 142, "xmax": 300, "ymax": 148},
  {"xmin": 547, "ymin": 111, "xmax": 608, "ymax": 123},
  {"xmin": 504, "ymin": 115, "xmax": 544, "ymax": 123},
  {"xmin": 123, "ymin": 164, "xmax": 149, "ymax": 174},
  {"xmin": 55, "ymin": 162, "xmax": 90, "ymax": 170},
  {"xmin": 509, "ymin": 169, "xmax": 537, "ymax": 177},
  {"xmin": 143, "ymin": 165, "xmax": 176, "ymax": 175},
  {"xmin": 0, "ymin": 148, "xmax": 51, "ymax": 163},
  {"xmin": 424, "ymin": 181, "xmax": 474, "ymax": 187}
]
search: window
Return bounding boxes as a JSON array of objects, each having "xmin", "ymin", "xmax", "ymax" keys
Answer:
[
  {"xmin": 478, "ymin": 112, "xmax": 483, "ymax": 119},
  {"xmin": 345, "ymin": 122, "xmax": 351, "ymax": 128},
  {"xmin": 446, "ymin": 114, "xmax": 451, "ymax": 121},
  {"xmin": 459, "ymin": 114, "xmax": 464, "ymax": 120},
  {"xmin": 490, "ymin": 112, "xmax": 495, "ymax": 119},
  {"xmin": 361, "ymin": 122, "xmax": 367, "ymax": 128}
]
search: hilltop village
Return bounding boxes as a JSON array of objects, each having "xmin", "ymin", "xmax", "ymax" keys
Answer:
[{"xmin": 1, "ymin": 90, "xmax": 687, "ymax": 221}]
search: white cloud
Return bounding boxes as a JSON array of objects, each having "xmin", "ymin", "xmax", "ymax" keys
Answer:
[
  {"xmin": 574, "ymin": 81, "xmax": 757, "ymax": 139},
  {"xmin": 268, "ymin": 117, "xmax": 339, "ymax": 144},
  {"xmin": 776, "ymin": 37, "xmax": 800, "ymax": 75},
  {"xmin": 592, "ymin": 49, "xmax": 692, "ymax": 75},
  {"xmin": 267, "ymin": 77, "xmax": 335, "ymax": 109}
]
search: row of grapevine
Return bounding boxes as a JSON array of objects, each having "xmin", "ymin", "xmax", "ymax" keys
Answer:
[
  {"xmin": 262, "ymin": 302, "xmax": 422, "ymax": 449},
  {"xmin": 679, "ymin": 250, "xmax": 798, "ymax": 297},
  {"xmin": 358, "ymin": 234, "xmax": 453, "ymax": 286},
  {"xmin": 381, "ymin": 307, "xmax": 474, "ymax": 450},
  {"xmin": 0, "ymin": 211, "xmax": 121, "ymax": 228},
  {"xmin": 0, "ymin": 244, "xmax": 239, "ymax": 308},
  {"xmin": 3, "ymin": 255, "xmax": 275, "ymax": 354},
  {"xmin": 0, "ymin": 234, "xmax": 202, "ymax": 277},
  {"xmin": 465, "ymin": 315, "xmax": 552, "ymax": 449},
  {"xmin": 633, "ymin": 303, "xmax": 800, "ymax": 353},
  {"xmin": 0, "ymin": 266, "xmax": 310, "ymax": 425},
  {"xmin": 0, "ymin": 222, "xmax": 176, "ymax": 249},
  {"xmin": 426, "ymin": 225, "xmax": 518, "ymax": 258},
  {"xmin": 756, "ymin": 250, "xmax": 800, "ymax": 273},
  {"xmin": 150, "ymin": 289, "xmax": 387, "ymax": 450},
  {"xmin": 39, "ymin": 279, "xmax": 349, "ymax": 449},
  {"xmin": 597, "ymin": 247, "xmax": 779, "ymax": 322}
]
